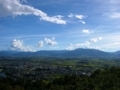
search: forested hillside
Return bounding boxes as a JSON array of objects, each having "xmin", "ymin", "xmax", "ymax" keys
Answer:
[{"xmin": 0, "ymin": 67, "xmax": 120, "ymax": 90}]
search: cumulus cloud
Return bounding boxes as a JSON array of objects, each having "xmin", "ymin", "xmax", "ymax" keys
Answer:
[
  {"xmin": 0, "ymin": 0, "xmax": 66, "ymax": 24},
  {"xmin": 68, "ymin": 13, "xmax": 86, "ymax": 24},
  {"xmin": 89, "ymin": 37, "xmax": 103, "ymax": 43},
  {"xmin": 44, "ymin": 37, "xmax": 57, "ymax": 45},
  {"xmin": 82, "ymin": 29, "xmax": 90, "ymax": 34},
  {"xmin": 66, "ymin": 37, "xmax": 103, "ymax": 50},
  {"xmin": 75, "ymin": 14, "xmax": 86, "ymax": 19},
  {"xmin": 68, "ymin": 13, "xmax": 74, "ymax": 18},
  {"xmin": 68, "ymin": 13, "xmax": 86, "ymax": 19},
  {"xmin": 11, "ymin": 39, "xmax": 34, "ymax": 52},
  {"xmin": 65, "ymin": 44, "xmax": 74, "ymax": 50},
  {"xmin": 65, "ymin": 42, "xmax": 90, "ymax": 50},
  {"xmin": 74, "ymin": 42, "xmax": 90, "ymax": 48},
  {"xmin": 36, "ymin": 40, "xmax": 44, "ymax": 47}
]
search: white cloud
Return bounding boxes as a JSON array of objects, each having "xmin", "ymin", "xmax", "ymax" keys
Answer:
[
  {"xmin": 0, "ymin": 0, "xmax": 66, "ymax": 24},
  {"xmin": 65, "ymin": 37, "xmax": 103, "ymax": 50},
  {"xmin": 109, "ymin": 12, "xmax": 120, "ymax": 19},
  {"xmin": 86, "ymin": 46, "xmax": 103, "ymax": 50},
  {"xmin": 11, "ymin": 39, "xmax": 34, "ymax": 52},
  {"xmin": 74, "ymin": 41, "xmax": 90, "ymax": 48},
  {"xmin": 68, "ymin": 13, "xmax": 74, "ymax": 18},
  {"xmin": 49, "ymin": 46, "xmax": 59, "ymax": 50},
  {"xmin": 104, "ymin": 12, "xmax": 120, "ymax": 19},
  {"xmin": 98, "ymin": 37, "xmax": 103, "ymax": 40},
  {"xmin": 93, "ymin": 42, "xmax": 120, "ymax": 52},
  {"xmin": 80, "ymin": 20, "xmax": 86, "ymax": 24},
  {"xmin": 89, "ymin": 39, "xmax": 98, "ymax": 42},
  {"xmin": 89, "ymin": 37, "xmax": 103, "ymax": 43},
  {"xmin": 68, "ymin": 13, "xmax": 86, "ymax": 19},
  {"xmin": 82, "ymin": 29, "xmax": 90, "ymax": 34},
  {"xmin": 65, "ymin": 44, "xmax": 74, "ymax": 50},
  {"xmin": 75, "ymin": 14, "xmax": 85, "ymax": 19},
  {"xmin": 36, "ymin": 40, "xmax": 44, "ymax": 47},
  {"xmin": 102, "ymin": 42, "xmax": 120, "ymax": 49},
  {"xmin": 11, "ymin": 39, "xmax": 23, "ymax": 49},
  {"xmin": 68, "ymin": 13, "xmax": 86, "ymax": 24},
  {"xmin": 65, "ymin": 42, "xmax": 90, "ymax": 50},
  {"xmin": 44, "ymin": 37, "xmax": 57, "ymax": 45}
]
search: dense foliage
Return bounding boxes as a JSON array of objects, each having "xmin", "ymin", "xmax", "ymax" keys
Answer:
[{"xmin": 0, "ymin": 67, "xmax": 120, "ymax": 90}]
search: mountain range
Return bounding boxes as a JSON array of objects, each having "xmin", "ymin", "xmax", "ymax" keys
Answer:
[{"xmin": 0, "ymin": 48, "xmax": 120, "ymax": 58}]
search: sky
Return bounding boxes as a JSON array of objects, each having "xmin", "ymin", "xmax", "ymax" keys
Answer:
[{"xmin": 0, "ymin": 0, "xmax": 120, "ymax": 52}]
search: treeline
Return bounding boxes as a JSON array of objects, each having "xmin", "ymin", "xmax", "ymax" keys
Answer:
[{"xmin": 0, "ymin": 67, "xmax": 120, "ymax": 90}]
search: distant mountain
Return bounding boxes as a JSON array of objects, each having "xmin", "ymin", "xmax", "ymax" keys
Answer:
[
  {"xmin": 0, "ymin": 49, "xmax": 119, "ymax": 58},
  {"xmin": 13, "ymin": 50, "xmax": 67, "ymax": 57},
  {"xmin": 61, "ymin": 48, "xmax": 113, "ymax": 58},
  {"xmin": 114, "ymin": 51, "xmax": 120, "ymax": 57},
  {"xmin": 0, "ymin": 50, "xmax": 19, "ymax": 56}
]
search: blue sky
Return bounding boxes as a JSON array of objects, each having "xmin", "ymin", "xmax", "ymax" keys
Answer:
[{"xmin": 0, "ymin": 0, "xmax": 120, "ymax": 52}]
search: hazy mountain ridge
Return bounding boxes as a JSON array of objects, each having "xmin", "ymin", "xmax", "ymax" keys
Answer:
[{"xmin": 0, "ymin": 48, "xmax": 119, "ymax": 58}]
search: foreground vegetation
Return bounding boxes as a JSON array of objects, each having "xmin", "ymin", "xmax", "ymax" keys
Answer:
[
  {"xmin": 0, "ymin": 67, "xmax": 120, "ymax": 90},
  {"xmin": 0, "ymin": 57, "xmax": 120, "ymax": 90}
]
